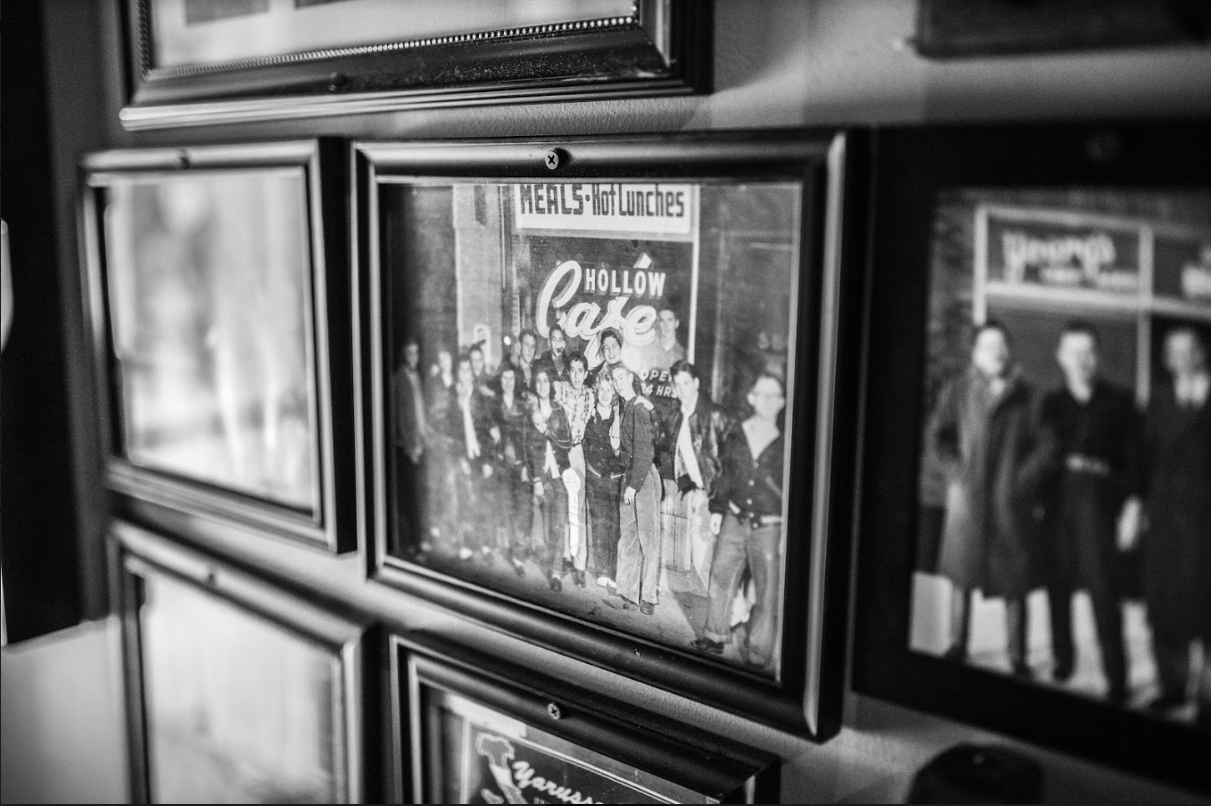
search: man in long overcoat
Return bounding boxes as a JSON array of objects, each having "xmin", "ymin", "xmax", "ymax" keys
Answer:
[
  {"xmin": 1141, "ymin": 325, "xmax": 1211, "ymax": 730},
  {"xmin": 928, "ymin": 321, "xmax": 1056, "ymax": 677}
]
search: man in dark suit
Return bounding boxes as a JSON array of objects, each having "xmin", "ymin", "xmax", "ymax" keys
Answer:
[
  {"xmin": 1040, "ymin": 320, "xmax": 1142, "ymax": 705},
  {"xmin": 1140, "ymin": 325, "xmax": 1211, "ymax": 728}
]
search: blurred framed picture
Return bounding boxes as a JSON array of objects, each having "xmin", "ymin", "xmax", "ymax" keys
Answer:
[
  {"xmin": 81, "ymin": 141, "xmax": 355, "ymax": 552},
  {"xmin": 390, "ymin": 633, "xmax": 780, "ymax": 803},
  {"xmin": 852, "ymin": 121, "xmax": 1211, "ymax": 793},
  {"xmin": 121, "ymin": 0, "xmax": 709, "ymax": 130},
  {"xmin": 357, "ymin": 131, "xmax": 865, "ymax": 738},
  {"xmin": 113, "ymin": 521, "xmax": 375, "ymax": 803}
]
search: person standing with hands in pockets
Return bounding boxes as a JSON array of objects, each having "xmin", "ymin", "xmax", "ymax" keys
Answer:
[{"xmin": 693, "ymin": 371, "xmax": 787, "ymax": 669}]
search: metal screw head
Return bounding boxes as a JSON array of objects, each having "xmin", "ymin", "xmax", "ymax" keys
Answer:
[
  {"xmin": 1085, "ymin": 130, "xmax": 1122, "ymax": 165},
  {"xmin": 328, "ymin": 72, "xmax": 347, "ymax": 92},
  {"xmin": 174, "ymin": 150, "xmax": 190, "ymax": 170},
  {"xmin": 546, "ymin": 702, "xmax": 562, "ymax": 720},
  {"xmin": 544, "ymin": 149, "xmax": 562, "ymax": 171}
]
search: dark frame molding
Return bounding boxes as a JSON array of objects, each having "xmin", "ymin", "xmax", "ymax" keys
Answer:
[
  {"xmin": 356, "ymin": 130, "xmax": 867, "ymax": 739},
  {"xmin": 851, "ymin": 120, "xmax": 1211, "ymax": 796},
  {"xmin": 120, "ymin": 0, "xmax": 711, "ymax": 130},
  {"xmin": 80, "ymin": 140, "xmax": 356, "ymax": 554}
]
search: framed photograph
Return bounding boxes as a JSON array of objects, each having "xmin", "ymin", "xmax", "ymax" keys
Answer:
[
  {"xmin": 121, "ymin": 0, "xmax": 710, "ymax": 130},
  {"xmin": 357, "ymin": 131, "xmax": 864, "ymax": 737},
  {"xmin": 852, "ymin": 121, "xmax": 1211, "ymax": 792},
  {"xmin": 112, "ymin": 520, "xmax": 375, "ymax": 803},
  {"xmin": 913, "ymin": 0, "xmax": 1211, "ymax": 58},
  {"xmin": 389, "ymin": 633, "xmax": 780, "ymax": 803},
  {"xmin": 81, "ymin": 141, "xmax": 355, "ymax": 552}
]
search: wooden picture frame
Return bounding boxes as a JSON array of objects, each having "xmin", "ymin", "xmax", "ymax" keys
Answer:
[
  {"xmin": 851, "ymin": 120, "xmax": 1211, "ymax": 794},
  {"xmin": 81, "ymin": 140, "xmax": 355, "ymax": 553},
  {"xmin": 389, "ymin": 633, "xmax": 780, "ymax": 803},
  {"xmin": 357, "ymin": 130, "xmax": 866, "ymax": 738},
  {"xmin": 120, "ymin": 0, "xmax": 710, "ymax": 130},
  {"xmin": 112, "ymin": 520, "xmax": 377, "ymax": 803}
]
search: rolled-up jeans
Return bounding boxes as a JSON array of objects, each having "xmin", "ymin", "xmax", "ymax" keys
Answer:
[{"xmin": 704, "ymin": 512, "xmax": 782, "ymax": 667}]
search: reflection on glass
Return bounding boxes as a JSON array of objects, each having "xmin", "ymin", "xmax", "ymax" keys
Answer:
[
  {"xmin": 384, "ymin": 180, "xmax": 802, "ymax": 677},
  {"xmin": 140, "ymin": 572, "xmax": 339, "ymax": 803},
  {"xmin": 911, "ymin": 187, "xmax": 1211, "ymax": 726},
  {"xmin": 103, "ymin": 172, "xmax": 317, "ymax": 511},
  {"xmin": 423, "ymin": 687, "xmax": 701, "ymax": 804}
]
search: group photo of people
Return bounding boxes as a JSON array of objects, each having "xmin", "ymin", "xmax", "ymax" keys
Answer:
[
  {"xmin": 911, "ymin": 191, "xmax": 1211, "ymax": 731},
  {"xmin": 383, "ymin": 181, "xmax": 802, "ymax": 674}
]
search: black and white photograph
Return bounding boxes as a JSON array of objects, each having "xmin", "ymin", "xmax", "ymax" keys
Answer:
[
  {"xmin": 381, "ymin": 178, "xmax": 802, "ymax": 678},
  {"xmin": 911, "ymin": 188, "xmax": 1211, "ymax": 730}
]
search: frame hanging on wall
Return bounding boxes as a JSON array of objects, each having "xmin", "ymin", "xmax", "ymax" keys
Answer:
[
  {"xmin": 851, "ymin": 120, "xmax": 1211, "ymax": 795},
  {"xmin": 390, "ymin": 632, "xmax": 781, "ymax": 804},
  {"xmin": 120, "ymin": 0, "xmax": 711, "ymax": 130},
  {"xmin": 356, "ymin": 130, "xmax": 866, "ymax": 739},
  {"xmin": 112, "ymin": 520, "xmax": 377, "ymax": 803},
  {"xmin": 81, "ymin": 140, "xmax": 356, "ymax": 553}
]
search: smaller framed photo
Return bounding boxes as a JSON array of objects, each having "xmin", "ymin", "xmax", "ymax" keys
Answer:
[
  {"xmin": 112, "ymin": 520, "xmax": 376, "ymax": 803},
  {"xmin": 390, "ymin": 633, "xmax": 780, "ymax": 804},
  {"xmin": 852, "ymin": 121, "xmax": 1211, "ymax": 794},
  {"xmin": 121, "ymin": 0, "xmax": 710, "ymax": 130},
  {"xmin": 81, "ymin": 140, "xmax": 355, "ymax": 552}
]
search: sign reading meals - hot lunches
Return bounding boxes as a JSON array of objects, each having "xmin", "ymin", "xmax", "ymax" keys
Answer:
[
  {"xmin": 986, "ymin": 212, "xmax": 1141, "ymax": 294},
  {"xmin": 514, "ymin": 182, "xmax": 694, "ymax": 237}
]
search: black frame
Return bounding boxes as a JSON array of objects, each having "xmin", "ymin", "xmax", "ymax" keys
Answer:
[
  {"xmin": 120, "ymin": 0, "xmax": 710, "ymax": 130},
  {"xmin": 356, "ymin": 130, "xmax": 867, "ymax": 739},
  {"xmin": 389, "ymin": 633, "xmax": 781, "ymax": 804},
  {"xmin": 851, "ymin": 120, "xmax": 1211, "ymax": 795},
  {"xmin": 111, "ymin": 520, "xmax": 377, "ymax": 803},
  {"xmin": 81, "ymin": 140, "xmax": 356, "ymax": 554}
]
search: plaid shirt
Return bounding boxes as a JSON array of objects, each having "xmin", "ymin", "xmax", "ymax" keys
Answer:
[{"xmin": 558, "ymin": 382, "xmax": 596, "ymax": 445}]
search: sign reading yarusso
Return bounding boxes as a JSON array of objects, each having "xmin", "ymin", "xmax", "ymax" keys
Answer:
[{"xmin": 514, "ymin": 183, "xmax": 694, "ymax": 237}]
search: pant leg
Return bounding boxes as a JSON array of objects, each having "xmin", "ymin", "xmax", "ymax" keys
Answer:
[
  {"xmin": 543, "ymin": 477, "xmax": 568, "ymax": 580},
  {"xmin": 586, "ymin": 472, "xmax": 620, "ymax": 580},
  {"xmin": 637, "ymin": 466, "xmax": 663, "ymax": 605},
  {"xmin": 507, "ymin": 465, "xmax": 532, "ymax": 560},
  {"xmin": 617, "ymin": 486, "xmax": 643, "ymax": 602},
  {"xmin": 686, "ymin": 489, "xmax": 715, "ymax": 592},
  {"xmin": 704, "ymin": 514, "xmax": 749, "ymax": 643},
  {"xmin": 567, "ymin": 445, "xmax": 587, "ymax": 570},
  {"xmin": 1005, "ymin": 597, "xmax": 1028, "ymax": 668},
  {"xmin": 1086, "ymin": 569, "xmax": 1127, "ymax": 696},
  {"xmin": 1151, "ymin": 627, "xmax": 1192, "ymax": 701},
  {"xmin": 743, "ymin": 522, "xmax": 782, "ymax": 666}
]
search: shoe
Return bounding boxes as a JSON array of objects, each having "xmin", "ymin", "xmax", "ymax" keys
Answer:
[
  {"xmin": 511, "ymin": 558, "xmax": 526, "ymax": 578},
  {"xmin": 1052, "ymin": 658, "xmax": 1074, "ymax": 684},
  {"xmin": 691, "ymin": 637, "xmax": 724, "ymax": 654},
  {"xmin": 639, "ymin": 601, "xmax": 654, "ymax": 616},
  {"xmin": 1011, "ymin": 661, "xmax": 1033, "ymax": 681},
  {"xmin": 602, "ymin": 594, "xmax": 636, "ymax": 611},
  {"xmin": 573, "ymin": 570, "xmax": 586, "ymax": 588},
  {"xmin": 596, "ymin": 576, "xmax": 611, "ymax": 588},
  {"xmin": 941, "ymin": 644, "xmax": 967, "ymax": 663},
  {"xmin": 1145, "ymin": 693, "xmax": 1187, "ymax": 713},
  {"xmin": 457, "ymin": 547, "xmax": 473, "ymax": 561},
  {"xmin": 549, "ymin": 576, "xmax": 562, "ymax": 592}
]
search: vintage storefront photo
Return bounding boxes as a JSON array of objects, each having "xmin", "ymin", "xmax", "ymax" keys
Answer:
[
  {"xmin": 852, "ymin": 121, "xmax": 1211, "ymax": 792},
  {"xmin": 358, "ymin": 131, "xmax": 863, "ymax": 738}
]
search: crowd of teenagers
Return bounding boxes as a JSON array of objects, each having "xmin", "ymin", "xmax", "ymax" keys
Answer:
[{"xmin": 393, "ymin": 313, "xmax": 788, "ymax": 669}]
